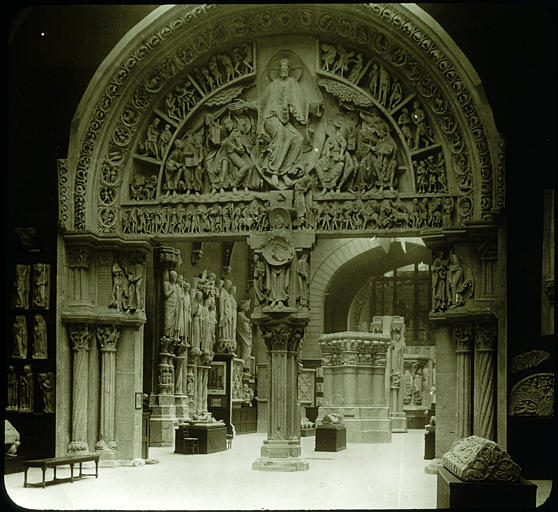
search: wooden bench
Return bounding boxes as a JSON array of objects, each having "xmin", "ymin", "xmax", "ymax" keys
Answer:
[{"xmin": 23, "ymin": 454, "xmax": 100, "ymax": 488}]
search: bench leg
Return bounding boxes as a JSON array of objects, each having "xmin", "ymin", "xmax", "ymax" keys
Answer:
[
  {"xmin": 79, "ymin": 462, "xmax": 83, "ymax": 477},
  {"xmin": 95, "ymin": 460, "xmax": 99, "ymax": 478},
  {"xmin": 70, "ymin": 464, "xmax": 74, "ymax": 482},
  {"xmin": 42, "ymin": 467, "xmax": 46, "ymax": 488},
  {"xmin": 54, "ymin": 466, "xmax": 57, "ymax": 481},
  {"xmin": 24, "ymin": 468, "xmax": 28, "ymax": 488}
]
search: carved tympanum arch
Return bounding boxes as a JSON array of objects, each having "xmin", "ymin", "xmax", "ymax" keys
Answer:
[{"xmin": 60, "ymin": 3, "xmax": 504, "ymax": 239}]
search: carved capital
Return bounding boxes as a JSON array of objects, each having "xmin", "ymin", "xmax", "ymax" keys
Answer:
[
  {"xmin": 475, "ymin": 321, "xmax": 497, "ymax": 351},
  {"xmin": 260, "ymin": 323, "xmax": 303, "ymax": 352},
  {"xmin": 96, "ymin": 325, "xmax": 121, "ymax": 352},
  {"xmin": 453, "ymin": 324, "xmax": 474, "ymax": 352},
  {"xmin": 67, "ymin": 247, "xmax": 91, "ymax": 269},
  {"xmin": 158, "ymin": 246, "xmax": 181, "ymax": 269},
  {"xmin": 68, "ymin": 325, "xmax": 93, "ymax": 352}
]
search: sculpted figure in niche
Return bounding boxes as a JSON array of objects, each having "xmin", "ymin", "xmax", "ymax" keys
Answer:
[
  {"xmin": 163, "ymin": 139, "xmax": 185, "ymax": 196},
  {"xmin": 447, "ymin": 253, "xmax": 473, "ymax": 308},
  {"xmin": 374, "ymin": 124, "xmax": 398, "ymax": 193},
  {"xmin": 143, "ymin": 117, "xmax": 161, "ymax": 159},
  {"xmin": 109, "ymin": 262, "xmax": 126, "ymax": 311},
  {"xmin": 253, "ymin": 253, "xmax": 267, "ymax": 306},
  {"xmin": 316, "ymin": 117, "xmax": 353, "ymax": 194},
  {"xmin": 294, "ymin": 172, "xmax": 315, "ymax": 229},
  {"xmin": 182, "ymin": 280, "xmax": 192, "ymax": 344},
  {"xmin": 12, "ymin": 315, "xmax": 27, "ymax": 359},
  {"xmin": 19, "ymin": 365, "xmax": 33, "ymax": 413},
  {"xmin": 431, "ymin": 255, "xmax": 449, "ymax": 312},
  {"xmin": 163, "ymin": 270, "xmax": 180, "ymax": 339},
  {"xmin": 37, "ymin": 373, "xmax": 54, "ymax": 413},
  {"xmin": 7, "ymin": 366, "xmax": 18, "ymax": 411},
  {"xmin": 175, "ymin": 275, "xmax": 186, "ymax": 342},
  {"xmin": 124, "ymin": 258, "xmax": 144, "ymax": 312},
  {"xmin": 411, "ymin": 101, "xmax": 435, "ymax": 149},
  {"xmin": 12, "ymin": 264, "xmax": 29, "ymax": 309},
  {"xmin": 237, "ymin": 299, "xmax": 253, "ymax": 368},
  {"xmin": 32, "ymin": 314, "xmax": 48, "ymax": 359},
  {"xmin": 32, "ymin": 263, "xmax": 49, "ymax": 308},
  {"xmin": 390, "ymin": 331, "xmax": 406, "ymax": 385},
  {"xmin": 295, "ymin": 252, "xmax": 310, "ymax": 309},
  {"xmin": 320, "ymin": 43, "xmax": 337, "ymax": 71},
  {"xmin": 266, "ymin": 260, "xmax": 290, "ymax": 309}
]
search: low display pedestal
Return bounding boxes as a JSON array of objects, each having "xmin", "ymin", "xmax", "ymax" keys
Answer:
[
  {"xmin": 300, "ymin": 428, "xmax": 315, "ymax": 437},
  {"xmin": 404, "ymin": 405, "xmax": 427, "ymax": 429},
  {"xmin": 437, "ymin": 466, "xmax": 537, "ymax": 509},
  {"xmin": 5, "ymin": 455, "xmax": 25, "ymax": 474},
  {"xmin": 174, "ymin": 423, "xmax": 227, "ymax": 454},
  {"xmin": 315, "ymin": 424, "xmax": 346, "ymax": 452},
  {"xmin": 424, "ymin": 426, "xmax": 435, "ymax": 460}
]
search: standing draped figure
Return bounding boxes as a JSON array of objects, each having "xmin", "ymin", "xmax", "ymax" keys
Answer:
[
  {"xmin": 163, "ymin": 270, "xmax": 180, "ymax": 338},
  {"xmin": 236, "ymin": 299, "xmax": 253, "ymax": 368}
]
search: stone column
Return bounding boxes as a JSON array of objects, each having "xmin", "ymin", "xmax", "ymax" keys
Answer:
[
  {"xmin": 474, "ymin": 321, "xmax": 497, "ymax": 440},
  {"xmin": 253, "ymin": 316, "xmax": 309, "ymax": 471},
  {"xmin": 95, "ymin": 325, "xmax": 120, "ymax": 453},
  {"xmin": 454, "ymin": 324, "xmax": 473, "ymax": 438},
  {"xmin": 149, "ymin": 246, "xmax": 181, "ymax": 446},
  {"xmin": 67, "ymin": 324, "xmax": 93, "ymax": 453}
]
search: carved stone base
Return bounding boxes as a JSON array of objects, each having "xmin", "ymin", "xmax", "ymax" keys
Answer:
[
  {"xmin": 437, "ymin": 466, "xmax": 536, "ymax": 510},
  {"xmin": 67, "ymin": 441, "xmax": 89, "ymax": 454},
  {"xmin": 318, "ymin": 406, "xmax": 392, "ymax": 443},
  {"xmin": 391, "ymin": 412, "xmax": 408, "ymax": 433},
  {"xmin": 252, "ymin": 456, "xmax": 309, "ymax": 472},
  {"xmin": 174, "ymin": 395, "xmax": 189, "ymax": 423},
  {"xmin": 149, "ymin": 393, "xmax": 177, "ymax": 447},
  {"xmin": 259, "ymin": 438, "xmax": 303, "ymax": 459}
]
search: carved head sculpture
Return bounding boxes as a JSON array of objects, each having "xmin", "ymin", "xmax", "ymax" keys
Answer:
[
  {"xmin": 184, "ymin": 281, "xmax": 191, "ymax": 291},
  {"xmin": 240, "ymin": 298, "xmax": 251, "ymax": 312},
  {"xmin": 223, "ymin": 116, "xmax": 234, "ymax": 132},
  {"xmin": 169, "ymin": 270, "xmax": 178, "ymax": 283},
  {"xmin": 177, "ymin": 274, "xmax": 184, "ymax": 285},
  {"xmin": 223, "ymin": 279, "xmax": 232, "ymax": 292}
]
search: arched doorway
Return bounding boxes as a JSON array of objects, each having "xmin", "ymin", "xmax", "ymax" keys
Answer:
[{"xmin": 56, "ymin": 4, "xmax": 505, "ymax": 465}]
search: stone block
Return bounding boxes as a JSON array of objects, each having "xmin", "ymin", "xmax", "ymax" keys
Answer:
[
  {"xmin": 315, "ymin": 424, "xmax": 346, "ymax": 452},
  {"xmin": 437, "ymin": 466, "xmax": 536, "ymax": 509},
  {"xmin": 442, "ymin": 435, "xmax": 521, "ymax": 482}
]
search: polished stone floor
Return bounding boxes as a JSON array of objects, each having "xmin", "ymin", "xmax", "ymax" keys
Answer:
[{"xmin": 4, "ymin": 429, "xmax": 552, "ymax": 510}]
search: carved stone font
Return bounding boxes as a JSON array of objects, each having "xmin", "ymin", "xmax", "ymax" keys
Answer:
[{"xmin": 442, "ymin": 435, "xmax": 521, "ymax": 483}]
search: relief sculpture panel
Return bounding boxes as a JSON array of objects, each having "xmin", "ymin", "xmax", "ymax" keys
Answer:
[{"xmin": 105, "ymin": 30, "xmax": 474, "ymax": 237}]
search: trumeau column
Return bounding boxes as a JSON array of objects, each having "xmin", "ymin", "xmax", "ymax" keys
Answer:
[
  {"xmin": 252, "ymin": 317, "xmax": 309, "ymax": 471},
  {"xmin": 96, "ymin": 325, "xmax": 120, "ymax": 454},
  {"xmin": 67, "ymin": 324, "xmax": 93, "ymax": 454},
  {"xmin": 453, "ymin": 324, "xmax": 473, "ymax": 438},
  {"xmin": 474, "ymin": 321, "xmax": 497, "ymax": 440}
]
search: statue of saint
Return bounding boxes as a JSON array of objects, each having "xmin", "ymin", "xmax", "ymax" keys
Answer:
[
  {"xmin": 163, "ymin": 270, "xmax": 180, "ymax": 338},
  {"xmin": 219, "ymin": 279, "xmax": 235, "ymax": 342},
  {"xmin": 7, "ymin": 366, "xmax": 18, "ymax": 411},
  {"xmin": 125, "ymin": 260, "xmax": 144, "ymax": 312},
  {"xmin": 236, "ymin": 299, "xmax": 253, "ymax": 367},
  {"xmin": 32, "ymin": 314, "xmax": 48, "ymax": 359},
  {"xmin": 38, "ymin": 373, "xmax": 54, "ymax": 413},
  {"xmin": 19, "ymin": 365, "xmax": 33, "ymax": 413},
  {"xmin": 295, "ymin": 253, "xmax": 310, "ymax": 309},
  {"xmin": 447, "ymin": 253, "xmax": 471, "ymax": 308},
  {"xmin": 190, "ymin": 290, "xmax": 204, "ymax": 353},
  {"xmin": 109, "ymin": 262, "xmax": 126, "ymax": 311},
  {"xmin": 202, "ymin": 296, "xmax": 217, "ymax": 357},
  {"xmin": 13, "ymin": 264, "xmax": 29, "ymax": 309},
  {"xmin": 182, "ymin": 280, "xmax": 192, "ymax": 344},
  {"xmin": 431, "ymin": 256, "xmax": 448, "ymax": 312},
  {"xmin": 253, "ymin": 253, "xmax": 267, "ymax": 306},
  {"xmin": 390, "ymin": 331, "xmax": 406, "ymax": 384}
]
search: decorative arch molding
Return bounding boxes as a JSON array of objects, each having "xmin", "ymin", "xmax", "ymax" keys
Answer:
[{"xmin": 60, "ymin": 3, "xmax": 504, "ymax": 237}]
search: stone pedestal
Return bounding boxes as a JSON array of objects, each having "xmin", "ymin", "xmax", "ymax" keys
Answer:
[
  {"xmin": 437, "ymin": 467, "xmax": 536, "ymax": 510},
  {"xmin": 315, "ymin": 424, "xmax": 346, "ymax": 452},
  {"xmin": 252, "ymin": 314, "xmax": 309, "ymax": 472},
  {"xmin": 148, "ymin": 393, "xmax": 176, "ymax": 447},
  {"xmin": 318, "ymin": 330, "xmax": 392, "ymax": 443},
  {"xmin": 424, "ymin": 426, "xmax": 435, "ymax": 460}
]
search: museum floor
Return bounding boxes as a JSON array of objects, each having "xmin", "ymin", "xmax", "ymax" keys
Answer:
[{"xmin": 4, "ymin": 429, "xmax": 552, "ymax": 510}]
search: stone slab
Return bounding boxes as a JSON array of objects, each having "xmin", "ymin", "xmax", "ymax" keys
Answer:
[
  {"xmin": 437, "ymin": 466, "xmax": 536, "ymax": 509},
  {"xmin": 252, "ymin": 456, "xmax": 309, "ymax": 472}
]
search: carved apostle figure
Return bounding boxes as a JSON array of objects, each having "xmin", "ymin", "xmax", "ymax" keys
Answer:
[
  {"xmin": 12, "ymin": 264, "xmax": 29, "ymax": 309},
  {"xmin": 32, "ymin": 314, "xmax": 48, "ymax": 359},
  {"xmin": 202, "ymin": 296, "xmax": 217, "ymax": 357},
  {"xmin": 175, "ymin": 275, "xmax": 186, "ymax": 341},
  {"xmin": 390, "ymin": 332, "xmax": 406, "ymax": 385},
  {"xmin": 295, "ymin": 252, "xmax": 310, "ymax": 309},
  {"xmin": 182, "ymin": 280, "xmax": 192, "ymax": 344},
  {"xmin": 19, "ymin": 365, "xmax": 33, "ymax": 413},
  {"xmin": 218, "ymin": 279, "xmax": 235, "ymax": 343},
  {"xmin": 32, "ymin": 263, "xmax": 50, "ymax": 308},
  {"xmin": 163, "ymin": 270, "xmax": 180, "ymax": 339},
  {"xmin": 190, "ymin": 289, "xmax": 204, "ymax": 354},
  {"xmin": 12, "ymin": 315, "xmax": 27, "ymax": 359},
  {"xmin": 431, "ymin": 256, "xmax": 449, "ymax": 312},
  {"xmin": 447, "ymin": 253, "xmax": 472, "ymax": 308},
  {"xmin": 266, "ymin": 261, "xmax": 290, "ymax": 308},
  {"xmin": 236, "ymin": 299, "xmax": 253, "ymax": 368}
]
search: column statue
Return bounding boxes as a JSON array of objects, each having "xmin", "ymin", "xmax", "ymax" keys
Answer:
[
  {"xmin": 163, "ymin": 270, "xmax": 180, "ymax": 339},
  {"xmin": 237, "ymin": 298, "xmax": 253, "ymax": 368}
]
